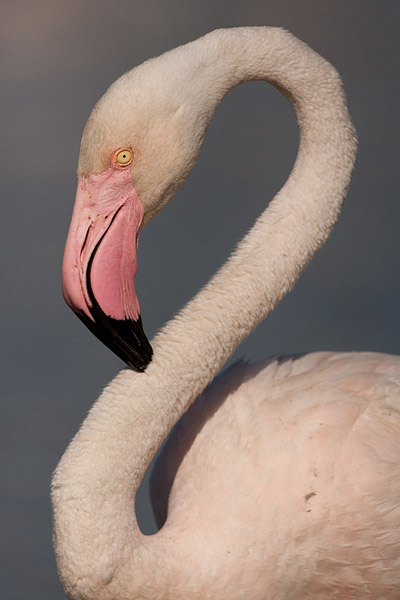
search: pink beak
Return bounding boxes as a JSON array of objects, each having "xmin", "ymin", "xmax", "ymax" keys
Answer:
[{"xmin": 62, "ymin": 166, "xmax": 152, "ymax": 371}]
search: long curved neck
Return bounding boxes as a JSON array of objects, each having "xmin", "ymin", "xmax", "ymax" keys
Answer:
[{"xmin": 52, "ymin": 28, "xmax": 356, "ymax": 599}]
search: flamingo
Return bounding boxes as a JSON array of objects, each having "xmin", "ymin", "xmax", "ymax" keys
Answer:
[{"xmin": 52, "ymin": 27, "xmax": 400, "ymax": 599}]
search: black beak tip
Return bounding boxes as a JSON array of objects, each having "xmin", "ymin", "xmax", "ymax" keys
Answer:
[{"xmin": 76, "ymin": 309, "xmax": 153, "ymax": 372}]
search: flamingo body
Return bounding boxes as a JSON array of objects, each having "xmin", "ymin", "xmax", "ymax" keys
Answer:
[{"xmin": 150, "ymin": 352, "xmax": 400, "ymax": 598}]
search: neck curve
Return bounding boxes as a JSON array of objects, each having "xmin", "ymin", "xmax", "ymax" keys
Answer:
[{"xmin": 52, "ymin": 27, "xmax": 356, "ymax": 599}]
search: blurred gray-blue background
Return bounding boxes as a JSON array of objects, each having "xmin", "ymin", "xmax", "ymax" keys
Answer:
[{"xmin": 1, "ymin": 1, "xmax": 399, "ymax": 597}]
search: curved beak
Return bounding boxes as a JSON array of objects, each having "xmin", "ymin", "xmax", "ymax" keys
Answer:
[{"xmin": 62, "ymin": 167, "xmax": 152, "ymax": 371}]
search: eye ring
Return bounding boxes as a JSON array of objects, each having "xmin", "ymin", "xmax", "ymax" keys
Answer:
[{"xmin": 113, "ymin": 148, "xmax": 133, "ymax": 167}]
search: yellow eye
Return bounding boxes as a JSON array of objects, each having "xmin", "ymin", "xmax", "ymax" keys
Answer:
[{"xmin": 114, "ymin": 148, "xmax": 133, "ymax": 166}]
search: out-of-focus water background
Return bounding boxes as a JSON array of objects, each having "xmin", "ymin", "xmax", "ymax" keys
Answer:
[{"xmin": 1, "ymin": 1, "xmax": 399, "ymax": 597}]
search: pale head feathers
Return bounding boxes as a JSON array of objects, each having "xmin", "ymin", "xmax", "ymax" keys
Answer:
[{"xmin": 78, "ymin": 29, "xmax": 232, "ymax": 224}]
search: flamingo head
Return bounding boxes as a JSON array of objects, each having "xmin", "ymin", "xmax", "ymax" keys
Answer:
[{"xmin": 62, "ymin": 43, "xmax": 215, "ymax": 371}]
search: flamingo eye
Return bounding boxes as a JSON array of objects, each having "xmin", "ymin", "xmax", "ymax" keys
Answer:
[{"xmin": 114, "ymin": 148, "xmax": 133, "ymax": 167}]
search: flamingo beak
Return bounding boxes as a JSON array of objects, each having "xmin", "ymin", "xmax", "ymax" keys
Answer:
[{"xmin": 62, "ymin": 167, "xmax": 153, "ymax": 371}]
